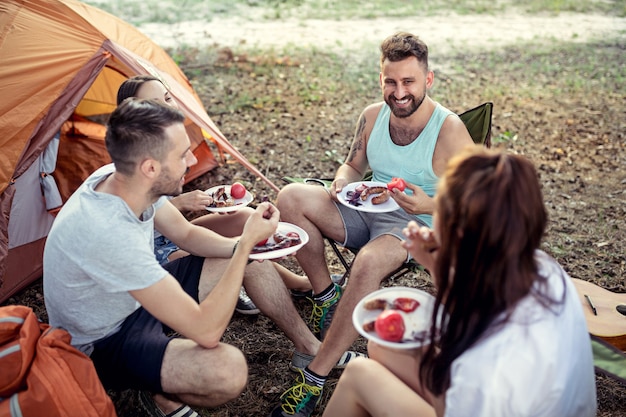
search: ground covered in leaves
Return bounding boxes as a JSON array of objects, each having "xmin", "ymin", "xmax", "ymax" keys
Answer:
[
  {"xmin": 189, "ymin": 40, "xmax": 626, "ymax": 417},
  {"xmin": 5, "ymin": 37, "xmax": 625, "ymax": 416}
]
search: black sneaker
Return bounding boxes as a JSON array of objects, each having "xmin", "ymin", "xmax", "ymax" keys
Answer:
[
  {"xmin": 236, "ymin": 287, "xmax": 260, "ymax": 315},
  {"xmin": 290, "ymin": 274, "xmax": 346, "ymax": 300},
  {"xmin": 267, "ymin": 369, "xmax": 322, "ymax": 417}
]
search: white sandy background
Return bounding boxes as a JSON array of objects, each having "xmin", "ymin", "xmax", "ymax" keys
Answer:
[{"xmin": 137, "ymin": 12, "xmax": 625, "ymax": 55}]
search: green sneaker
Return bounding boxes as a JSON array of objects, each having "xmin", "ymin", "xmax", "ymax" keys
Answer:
[
  {"xmin": 308, "ymin": 283, "xmax": 342, "ymax": 340},
  {"xmin": 290, "ymin": 274, "xmax": 346, "ymax": 300},
  {"xmin": 268, "ymin": 369, "xmax": 323, "ymax": 417}
]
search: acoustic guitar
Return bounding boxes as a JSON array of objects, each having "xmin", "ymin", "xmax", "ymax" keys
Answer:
[{"xmin": 571, "ymin": 278, "xmax": 626, "ymax": 351}]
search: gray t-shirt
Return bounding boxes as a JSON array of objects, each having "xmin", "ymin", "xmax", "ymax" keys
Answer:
[{"xmin": 43, "ymin": 164, "xmax": 168, "ymax": 348}]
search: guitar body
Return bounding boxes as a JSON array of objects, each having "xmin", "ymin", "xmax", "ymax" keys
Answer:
[{"xmin": 571, "ymin": 278, "xmax": 626, "ymax": 351}]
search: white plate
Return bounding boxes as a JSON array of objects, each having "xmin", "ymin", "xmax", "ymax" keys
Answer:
[
  {"xmin": 337, "ymin": 181, "xmax": 400, "ymax": 213},
  {"xmin": 205, "ymin": 185, "xmax": 253, "ymax": 213},
  {"xmin": 352, "ymin": 287, "xmax": 436, "ymax": 349},
  {"xmin": 249, "ymin": 222, "xmax": 309, "ymax": 260}
]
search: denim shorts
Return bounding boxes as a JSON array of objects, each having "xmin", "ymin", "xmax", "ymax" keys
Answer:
[
  {"xmin": 154, "ymin": 235, "xmax": 180, "ymax": 265},
  {"xmin": 89, "ymin": 255, "xmax": 204, "ymax": 392}
]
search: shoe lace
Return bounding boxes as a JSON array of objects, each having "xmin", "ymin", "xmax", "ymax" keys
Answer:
[
  {"xmin": 280, "ymin": 370, "xmax": 322, "ymax": 415},
  {"xmin": 239, "ymin": 288, "xmax": 252, "ymax": 303},
  {"xmin": 307, "ymin": 299, "xmax": 324, "ymax": 334},
  {"xmin": 307, "ymin": 285, "xmax": 341, "ymax": 334}
]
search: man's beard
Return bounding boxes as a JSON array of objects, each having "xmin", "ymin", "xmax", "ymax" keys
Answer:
[
  {"xmin": 385, "ymin": 92, "xmax": 425, "ymax": 118},
  {"xmin": 151, "ymin": 167, "xmax": 184, "ymax": 198}
]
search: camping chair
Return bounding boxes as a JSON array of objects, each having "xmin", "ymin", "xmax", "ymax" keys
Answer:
[
  {"xmin": 591, "ymin": 335, "xmax": 626, "ymax": 384},
  {"xmin": 282, "ymin": 102, "xmax": 494, "ymax": 281}
]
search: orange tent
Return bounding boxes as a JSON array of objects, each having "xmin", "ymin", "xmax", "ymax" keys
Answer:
[{"xmin": 0, "ymin": 0, "xmax": 279, "ymax": 302}]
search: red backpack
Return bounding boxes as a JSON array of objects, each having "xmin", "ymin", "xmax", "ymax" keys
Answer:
[{"xmin": 0, "ymin": 305, "xmax": 117, "ymax": 417}]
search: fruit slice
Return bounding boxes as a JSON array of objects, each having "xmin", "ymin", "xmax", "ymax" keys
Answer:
[
  {"xmin": 387, "ymin": 177, "xmax": 406, "ymax": 192},
  {"xmin": 392, "ymin": 297, "xmax": 420, "ymax": 313}
]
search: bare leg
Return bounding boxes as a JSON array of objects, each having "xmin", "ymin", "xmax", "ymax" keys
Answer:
[
  {"xmin": 277, "ymin": 183, "xmax": 346, "ymax": 294},
  {"xmin": 148, "ymin": 258, "xmax": 248, "ymax": 412},
  {"xmin": 322, "ymin": 357, "xmax": 436, "ymax": 417},
  {"xmin": 197, "ymin": 255, "xmax": 321, "ymax": 356},
  {"xmin": 274, "ymin": 262, "xmax": 312, "ymax": 291},
  {"xmin": 366, "ymin": 341, "xmax": 444, "ymax": 413},
  {"xmin": 153, "ymin": 255, "xmax": 321, "ymax": 411},
  {"xmin": 148, "ymin": 209, "xmax": 320, "ymax": 411},
  {"xmin": 306, "ymin": 236, "xmax": 407, "ymax": 377},
  {"xmin": 241, "ymin": 260, "xmax": 321, "ymax": 356},
  {"xmin": 190, "ymin": 208, "xmax": 253, "ymax": 237},
  {"xmin": 367, "ymin": 340, "xmax": 427, "ymax": 397},
  {"xmin": 159, "ymin": 339, "xmax": 248, "ymax": 408}
]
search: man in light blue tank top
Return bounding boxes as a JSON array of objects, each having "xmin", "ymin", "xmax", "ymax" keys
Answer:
[{"xmin": 272, "ymin": 32, "xmax": 474, "ymax": 417}]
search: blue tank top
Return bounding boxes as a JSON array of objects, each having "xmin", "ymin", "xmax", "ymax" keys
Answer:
[{"xmin": 367, "ymin": 102, "xmax": 453, "ymax": 227}]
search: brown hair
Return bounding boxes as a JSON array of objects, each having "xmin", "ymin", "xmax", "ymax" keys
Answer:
[
  {"xmin": 105, "ymin": 98, "xmax": 185, "ymax": 175},
  {"xmin": 421, "ymin": 147, "xmax": 550, "ymax": 395},
  {"xmin": 380, "ymin": 32, "xmax": 429, "ymax": 69}
]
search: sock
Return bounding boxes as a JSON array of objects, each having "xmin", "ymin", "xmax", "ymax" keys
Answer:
[
  {"xmin": 303, "ymin": 367, "xmax": 326, "ymax": 388},
  {"xmin": 313, "ymin": 282, "xmax": 337, "ymax": 303}
]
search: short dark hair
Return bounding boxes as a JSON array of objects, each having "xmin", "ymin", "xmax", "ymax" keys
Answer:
[
  {"xmin": 380, "ymin": 32, "xmax": 429, "ymax": 69},
  {"xmin": 105, "ymin": 98, "xmax": 185, "ymax": 175}
]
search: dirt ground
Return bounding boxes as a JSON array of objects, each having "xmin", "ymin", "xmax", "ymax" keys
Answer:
[
  {"xmin": 185, "ymin": 38, "xmax": 626, "ymax": 417},
  {"xmin": 4, "ymin": 10, "xmax": 625, "ymax": 417}
]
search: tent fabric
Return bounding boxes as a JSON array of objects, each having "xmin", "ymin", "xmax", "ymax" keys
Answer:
[
  {"xmin": 0, "ymin": 0, "xmax": 279, "ymax": 303},
  {"xmin": 39, "ymin": 132, "xmax": 63, "ymax": 211}
]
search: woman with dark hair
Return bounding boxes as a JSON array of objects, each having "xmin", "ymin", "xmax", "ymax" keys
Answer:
[{"xmin": 322, "ymin": 146, "xmax": 596, "ymax": 417}]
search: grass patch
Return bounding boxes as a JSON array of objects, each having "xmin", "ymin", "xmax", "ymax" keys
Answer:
[
  {"xmin": 430, "ymin": 41, "xmax": 626, "ymax": 102},
  {"xmin": 181, "ymin": 39, "xmax": 625, "ymax": 116},
  {"xmin": 179, "ymin": 46, "xmax": 380, "ymax": 114},
  {"xmin": 522, "ymin": 0, "xmax": 626, "ymax": 15}
]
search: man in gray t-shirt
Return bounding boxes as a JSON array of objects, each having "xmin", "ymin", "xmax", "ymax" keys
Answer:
[{"xmin": 43, "ymin": 99, "xmax": 325, "ymax": 416}]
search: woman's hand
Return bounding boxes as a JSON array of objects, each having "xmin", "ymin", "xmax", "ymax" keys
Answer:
[
  {"xmin": 402, "ymin": 221, "xmax": 438, "ymax": 272},
  {"xmin": 170, "ymin": 190, "xmax": 213, "ymax": 212}
]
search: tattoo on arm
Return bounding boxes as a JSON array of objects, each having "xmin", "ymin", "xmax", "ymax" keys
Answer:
[{"xmin": 348, "ymin": 115, "xmax": 366, "ymax": 163}]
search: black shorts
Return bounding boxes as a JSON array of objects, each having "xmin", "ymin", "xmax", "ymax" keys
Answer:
[{"xmin": 90, "ymin": 255, "xmax": 204, "ymax": 392}]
